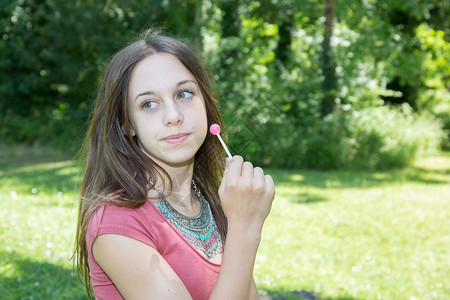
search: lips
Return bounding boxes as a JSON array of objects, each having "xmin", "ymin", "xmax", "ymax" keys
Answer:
[{"xmin": 163, "ymin": 133, "xmax": 190, "ymax": 144}]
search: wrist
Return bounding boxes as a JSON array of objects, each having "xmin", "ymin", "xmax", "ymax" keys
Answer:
[{"xmin": 226, "ymin": 221, "xmax": 262, "ymax": 245}]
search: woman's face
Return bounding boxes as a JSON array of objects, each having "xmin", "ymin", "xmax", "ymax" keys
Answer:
[{"xmin": 127, "ymin": 53, "xmax": 208, "ymax": 169}]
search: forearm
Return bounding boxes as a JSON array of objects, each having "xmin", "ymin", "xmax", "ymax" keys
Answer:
[
  {"xmin": 209, "ymin": 223, "xmax": 262, "ymax": 300},
  {"xmin": 210, "ymin": 155, "xmax": 274, "ymax": 300}
]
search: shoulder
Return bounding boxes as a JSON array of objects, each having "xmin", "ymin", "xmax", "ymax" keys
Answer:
[
  {"xmin": 90, "ymin": 200, "xmax": 158, "ymax": 227},
  {"xmin": 86, "ymin": 201, "xmax": 162, "ymax": 250}
]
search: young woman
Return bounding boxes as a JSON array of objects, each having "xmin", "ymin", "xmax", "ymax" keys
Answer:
[{"xmin": 74, "ymin": 29, "xmax": 275, "ymax": 300}]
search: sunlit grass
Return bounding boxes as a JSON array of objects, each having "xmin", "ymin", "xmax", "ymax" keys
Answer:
[
  {"xmin": 256, "ymin": 153, "xmax": 450, "ymax": 299},
  {"xmin": 1, "ymin": 145, "xmax": 449, "ymax": 299},
  {"xmin": 0, "ymin": 145, "xmax": 84, "ymax": 299}
]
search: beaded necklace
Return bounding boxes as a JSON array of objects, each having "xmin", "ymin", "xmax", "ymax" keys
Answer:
[{"xmin": 148, "ymin": 180, "xmax": 222, "ymax": 259}]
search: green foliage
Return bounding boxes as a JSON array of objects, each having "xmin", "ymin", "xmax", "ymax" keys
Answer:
[
  {"xmin": 0, "ymin": 103, "xmax": 87, "ymax": 151},
  {"xmin": 301, "ymin": 105, "xmax": 445, "ymax": 170},
  {"xmin": 0, "ymin": 0, "xmax": 204, "ymax": 150},
  {"xmin": 0, "ymin": 0, "xmax": 449, "ymax": 169},
  {"xmin": 346, "ymin": 106, "xmax": 444, "ymax": 169}
]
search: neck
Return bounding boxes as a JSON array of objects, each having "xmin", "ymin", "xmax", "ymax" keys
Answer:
[{"xmin": 151, "ymin": 158, "xmax": 196, "ymax": 208}]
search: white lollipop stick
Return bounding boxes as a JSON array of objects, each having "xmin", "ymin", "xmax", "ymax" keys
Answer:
[{"xmin": 209, "ymin": 124, "xmax": 232, "ymax": 158}]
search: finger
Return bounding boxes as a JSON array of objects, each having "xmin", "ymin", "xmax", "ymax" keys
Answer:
[
  {"xmin": 222, "ymin": 157, "xmax": 231, "ymax": 178},
  {"xmin": 227, "ymin": 155, "xmax": 244, "ymax": 180},
  {"xmin": 242, "ymin": 161, "xmax": 254, "ymax": 179},
  {"xmin": 253, "ymin": 167, "xmax": 265, "ymax": 187},
  {"xmin": 264, "ymin": 174, "xmax": 275, "ymax": 196}
]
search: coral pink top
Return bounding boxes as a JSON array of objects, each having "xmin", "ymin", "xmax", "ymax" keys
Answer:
[{"xmin": 86, "ymin": 200, "xmax": 221, "ymax": 300}]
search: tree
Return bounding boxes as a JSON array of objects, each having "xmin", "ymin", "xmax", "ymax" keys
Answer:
[{"xmin": 320, "ymin": 0, "xmax": 337, "ymax": 117}]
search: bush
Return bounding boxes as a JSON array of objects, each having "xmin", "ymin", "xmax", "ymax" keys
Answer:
[
  {"xmin": 0, "ymin": 105, "xmax": 87, "ymax": 153},
  {"xmin": 437, "ymin": 111, "xmax": 450, "ymax": 151},
  {"xmin": 301, "ymin": 114, "xmax": 349, "ymax": 170},
  {"xmin": 301, "ymin": 105, "xmax": 445, "ymax": 170},
  {"xmin": 0, "ymin": 114, "xmax": 40, "ymax": 144}
]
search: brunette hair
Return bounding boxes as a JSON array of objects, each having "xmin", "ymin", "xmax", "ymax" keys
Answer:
[{"xmin": 73, "ymin": 29, "xmax": 227, "ymax": 298}]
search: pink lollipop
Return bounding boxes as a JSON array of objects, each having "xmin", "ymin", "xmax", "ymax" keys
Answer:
[{"xmin": 209, "ymin": 124, "xmax": 232, "ymax": 158}]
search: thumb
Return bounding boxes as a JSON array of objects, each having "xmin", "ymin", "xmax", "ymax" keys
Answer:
[
  {"xmin": 219, "ymin": 157, "xmax": 230, "ymax": 197},
  {"xmin": 223, "ymin": 157, "xmax": 230, "ymax": 177}
]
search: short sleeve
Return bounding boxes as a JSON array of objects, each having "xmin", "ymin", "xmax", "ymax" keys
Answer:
[{"xmin": 86, "ymin": 204, "xmax": 158, "ymax": 257}]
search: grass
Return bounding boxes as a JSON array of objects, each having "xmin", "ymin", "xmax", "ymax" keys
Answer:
[
  {"xmin": 0, "ymin": 145, "xmax": 84, "ymax": 299},
  {"xmin": 257, "ymin": 155, "xmax": 450, "ymax": 299},
  {"xmin": 0, "ymin": 144, "xmax": 449, "ymax": 299}
]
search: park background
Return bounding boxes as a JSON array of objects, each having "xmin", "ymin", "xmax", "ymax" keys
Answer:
[{"xmin": 0, "ymin": 0, "xmax": 449, "ymax": 299}]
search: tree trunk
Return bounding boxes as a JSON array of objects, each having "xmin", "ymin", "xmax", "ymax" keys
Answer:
[
  {"xmin": 192, "ymin": 0, "xmax": 204, "ymax": 52},
  {"xmin": 275, "ymin": 9, "xmax": 293, "ymax": 66},
  {"xmin": 321, "ymin": 0, "xmax": 337, "ymax": 117},
  {"xmin": 220, "ymin": 0, "xmax": 240, "ymax": 38}
]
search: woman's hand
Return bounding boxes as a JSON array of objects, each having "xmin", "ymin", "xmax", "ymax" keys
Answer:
[
  {"xmin": 210, "ymin": 156, "xmax": 274, "ymax": 300},
  {"xmin": 218, "ymin": 155, "xmax": 275, "ymax": 234}
]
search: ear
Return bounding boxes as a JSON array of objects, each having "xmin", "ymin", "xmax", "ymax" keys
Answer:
[{"xmin": 121, "ymin": 125, "xmax": 136, "ymax": 137}]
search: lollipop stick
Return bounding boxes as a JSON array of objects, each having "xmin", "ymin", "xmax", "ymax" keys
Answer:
[{"xmin": 216, "ymin": 133, "xmax": 232, "ymax": 158}]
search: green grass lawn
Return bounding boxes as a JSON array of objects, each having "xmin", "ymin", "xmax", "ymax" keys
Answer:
[{"xmin": 1, "ymin": 145, "xmax": 449, "ymax": 299}]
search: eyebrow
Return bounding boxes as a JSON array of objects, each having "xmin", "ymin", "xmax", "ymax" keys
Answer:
[{"xmin": 134, "ymin": 79, "xmax": 197, "ymax": 102}]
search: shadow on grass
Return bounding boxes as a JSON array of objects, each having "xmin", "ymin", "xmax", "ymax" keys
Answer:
[
  {"xmin": 284, "ymin": 191, "xmax": 328, "ymax": 204},
  {"xmin": 2, "ymin": 146, "xmax": 448, "ymax": 195},
  {"xmin": 260, "ymin": 289, "xmax": 360, "ymax": 300},
  {"xmin": 0, "ymin": 250, "xmax": 87, "ymax": 299},
  {"xmin": 411, "ymin": 166, "xmax": 450, "ymax": 176},
  {"xmin": 269, "ymin": 165, "xmax": 449, "ymax": 190},
  {"xmin": 0, "ymin": 158, "xmax": 80, "ymax": 200}
]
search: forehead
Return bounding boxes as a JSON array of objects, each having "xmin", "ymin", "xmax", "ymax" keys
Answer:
[{"xmin": 128, "ymin": 53, "xmax": 196, "ymax": 95}]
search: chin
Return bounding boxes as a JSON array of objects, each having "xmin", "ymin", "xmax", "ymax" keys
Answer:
[{"xmin": 156, "ymin": 153, "xmax": 197, "ymax": 168}]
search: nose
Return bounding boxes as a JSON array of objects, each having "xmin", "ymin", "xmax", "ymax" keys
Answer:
[{"xmin": 163, "ymin": 100, "xmax": 183, "ymax": 126}]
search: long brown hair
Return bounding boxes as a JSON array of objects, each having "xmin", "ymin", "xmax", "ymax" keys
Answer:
[{"xmin": 73, "ymin": 29, "xmax": 227, "ymax": 298}]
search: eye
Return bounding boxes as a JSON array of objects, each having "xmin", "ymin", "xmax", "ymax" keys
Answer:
[
  {"xmin": 142, "ymin": 100, "xmax": 158, "ymax": 111},
  {"xmin": 176, "ymin": 90, "xmax": 193, "ymax": 100}
]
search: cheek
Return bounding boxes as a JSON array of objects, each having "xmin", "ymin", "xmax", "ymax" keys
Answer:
[
  {"xmin": 131, "ymin": 115, "xmax": 158, "ymax": 141},
  {"xmin": 195, "ymin": 107, "xmax": 208, "ymax": 132},
  {"xmin": 198, "ymin": 117, "xmax": 208, "ymax": 145},
  {"xmin": 186, "ymin": 104, "xmax": 207, "ymax": 141},
  {"xmin": 196, "ymin": 99, "xmax": 208, "ymax": 122}
]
